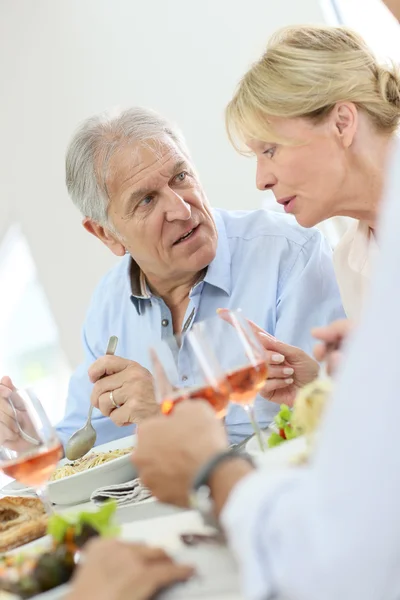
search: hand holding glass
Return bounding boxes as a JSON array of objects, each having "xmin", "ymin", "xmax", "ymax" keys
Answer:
[{"xmin": 0, "ymin": 389, "xmax": 63, "ymax": 514}]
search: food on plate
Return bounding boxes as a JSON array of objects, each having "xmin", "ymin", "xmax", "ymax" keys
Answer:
[
  {"xmin": 50, "ymin": 447, "xmax": 133, "ymax": 481},
  {"xmin": 0, "ymin": 501, "xmax": 118, "ymax": 599},
  {"xmin": 0, "ymin": 498, "xmax": 47, "ymax": 554},
  {"xmin": 268, "ymin": 378, "xmax": 333, "ymax": 453}
]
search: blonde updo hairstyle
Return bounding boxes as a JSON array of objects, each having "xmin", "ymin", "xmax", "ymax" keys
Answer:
[{"xmin": 226, "ymin": 25, "xmax": 400, "ymax": 151}]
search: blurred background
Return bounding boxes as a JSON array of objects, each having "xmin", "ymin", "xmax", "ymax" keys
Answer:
[{"xmin": 0, "ymin": 0, "xmax": 398, "ymax": 422}]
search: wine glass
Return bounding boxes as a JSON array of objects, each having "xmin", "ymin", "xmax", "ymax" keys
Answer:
[
  {"xmin": 150, "ymin": 331, "xmax": 230, "ymax": 418},
  {"xmin": 190, "ymin": 310, "xmax": 268, "ymax": 451},
  {"xmin": 0, "ymin": 388, "xmax": 63, "ymax": 514}
]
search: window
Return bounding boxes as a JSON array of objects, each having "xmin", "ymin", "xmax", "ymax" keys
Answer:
[{"xmin": 0, "ymin": 225, "xmax": 71, "ymax": 426}]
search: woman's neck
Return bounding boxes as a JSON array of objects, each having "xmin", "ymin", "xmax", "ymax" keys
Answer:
[{"xmin": 337, "ymin": 131, "xmax": 395, "ymax": 231}]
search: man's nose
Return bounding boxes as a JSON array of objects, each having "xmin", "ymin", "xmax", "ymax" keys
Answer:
[{"xmin": 164, "ymin": 188, "xmax": 192, "ymax": 221}]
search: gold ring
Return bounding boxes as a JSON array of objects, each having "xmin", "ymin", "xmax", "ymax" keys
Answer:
[{"xmin": 109, "ymin": 390, "xmax": 121, "ymax": 409}]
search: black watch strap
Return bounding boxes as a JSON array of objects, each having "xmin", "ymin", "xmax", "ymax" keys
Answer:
[{"xmin": 192, "ymin": 448, "xmax": 254, "ymax": 491}]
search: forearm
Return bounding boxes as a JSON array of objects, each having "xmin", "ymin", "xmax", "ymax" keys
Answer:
[{"xmin": 208, "ymin": 457, "xmax": 255, "ymax": 517}]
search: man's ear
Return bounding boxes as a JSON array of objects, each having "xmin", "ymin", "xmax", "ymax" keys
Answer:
[{"xmin": 83, "ymin": 218, "xmax": 126, "ymax": 257}]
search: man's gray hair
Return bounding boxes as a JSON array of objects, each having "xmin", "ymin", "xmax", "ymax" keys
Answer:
[{"xmin": 65, "ymin": 106, "xmax": 190, "ymax": 226}]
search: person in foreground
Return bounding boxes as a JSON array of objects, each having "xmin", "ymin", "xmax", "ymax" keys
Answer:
[
  {"xmin": 224, "ymin": 19, "xmax": 400, "ymax": 378},
  {"xmin": 132, "ymin": 135, "xmax": 400, "ymax": 600},
  {"xmin": 0, "ymin": 107, "xmax": 343, "ymax": 446}
]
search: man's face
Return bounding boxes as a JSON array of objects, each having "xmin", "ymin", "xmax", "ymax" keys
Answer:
[{"xmin": 100, "ymin": 140, "xmax": 218, "ymax": 285}]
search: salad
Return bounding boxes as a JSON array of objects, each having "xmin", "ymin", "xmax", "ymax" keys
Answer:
[
  {"xmin": 0, "ymin": 502, "xmax": 118, "ymax": 599},
  {"xmin": 268, "ymin": 404, "xmax": 300, "ymax": 448},
  {"xmin": 268, "ymin": 378, "xmax": 333, "ymax": 449}
]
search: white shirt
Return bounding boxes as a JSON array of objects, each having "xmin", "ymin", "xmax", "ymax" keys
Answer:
[
  {"xmin": 333, "ymin": 219, "xmax": 379, "ymax": 319},
  {"xmin": 221, "ymin": 140, "xmax": 400, "ymax": 600}
]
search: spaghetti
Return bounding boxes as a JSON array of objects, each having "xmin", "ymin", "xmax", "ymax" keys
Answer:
[{"xmin": 50, "ymin": 448, "xmax": 133, "ymax": 481}]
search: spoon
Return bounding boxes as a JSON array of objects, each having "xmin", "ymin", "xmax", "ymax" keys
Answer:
[
  {"xmin": 65, "ymin": 335, "xmax": 118, "ymax": 461},
  {"xmin": 9, "ymin": 397, "xmax": 40, "ymax": 446}
]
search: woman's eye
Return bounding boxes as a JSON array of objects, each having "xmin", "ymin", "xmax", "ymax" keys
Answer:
[
  {"xmin": 263, "ymin": 146, "xmax": 276, "ymax": 158},
  {"xmin": 138, "ymin": 195, "xmax": 154, "ymax": 207}
]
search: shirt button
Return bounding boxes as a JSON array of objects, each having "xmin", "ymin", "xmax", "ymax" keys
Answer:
[
  {"xmin": 161, "ymin": 319, "xmax": 169, "ymax": 327},
  {"xmin": 182, "ymin": 375, "xmax": 188, "ymax": 382}
]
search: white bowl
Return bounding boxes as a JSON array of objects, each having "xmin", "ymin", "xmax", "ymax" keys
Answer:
[{"xmin": 1, "ymin": 436, "xmax": 137, "ymax": 506}]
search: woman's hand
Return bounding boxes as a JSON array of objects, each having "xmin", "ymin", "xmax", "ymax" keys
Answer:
[
  {"xmin": 312, "ymin": 319, "xmax": 352, "ymax": 376},
  {"xmin": 217, "ymin": 310, "xmax": 319, "ymax": 407}
]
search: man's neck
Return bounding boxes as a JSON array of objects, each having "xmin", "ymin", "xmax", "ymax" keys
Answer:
[{"xmin": 143, "ymin": 268, "xmax": 206, "ymax": 334}]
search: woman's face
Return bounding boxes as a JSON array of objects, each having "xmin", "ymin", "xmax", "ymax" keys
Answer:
[{"xmin": 247, "ymin": 108, "xmax": 356, "ymax": 228}]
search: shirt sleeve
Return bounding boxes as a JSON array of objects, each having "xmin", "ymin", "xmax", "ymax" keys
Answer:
[
  {"xmin": 220, "ymin": 144, "xmax": 400, "ymax": 600},
  {"xmin": 274, "ymin": 231, "xmax": 345, "ymax": 354},
  {"xmin": 55, "ymin": 286, "xmax": 129, "ymax": 447}
]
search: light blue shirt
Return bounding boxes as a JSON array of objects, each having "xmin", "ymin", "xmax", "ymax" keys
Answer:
[{"xmin": 56, "ymin": 208, "xmax": 344, "ymax": 447}]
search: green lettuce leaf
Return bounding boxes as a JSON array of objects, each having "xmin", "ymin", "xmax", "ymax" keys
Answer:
[
  {"xmin": 267, "ymin": 432, "xmax": 286, "ymax": 448},
  {"xmin": 47, "ymin": 500, "xmax": 119, "ymax": 543}
]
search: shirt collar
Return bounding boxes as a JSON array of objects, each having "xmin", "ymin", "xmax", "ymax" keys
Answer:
[
  {"xmin": 202, "ymin": 209, "xmax": 231, "ymax": 296},
  {"xmin": 128, "ymin": 209, "xmax": 232, "ymax": 313},
  {"xmin": 348, "ymin": 220, "xmax": 377, "ymax": 275}
]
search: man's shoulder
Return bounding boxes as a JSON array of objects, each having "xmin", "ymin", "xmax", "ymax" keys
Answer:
[{"xmin": 213, "ymin": 208, "xmax": 320, "ymax": 249}]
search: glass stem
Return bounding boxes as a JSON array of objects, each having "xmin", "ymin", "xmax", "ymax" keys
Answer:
[
  {"xmin": 244, "ymin": 403, "xmax": 265, "ymax": 452},
  {"xmin": 35, "ymin": 484, "xmax": 54, "ymax": 515}
]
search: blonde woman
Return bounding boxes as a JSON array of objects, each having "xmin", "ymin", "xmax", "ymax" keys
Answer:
[{"xmin": 222, "ymin": 24, "xmax": 400, "ymax": 390}]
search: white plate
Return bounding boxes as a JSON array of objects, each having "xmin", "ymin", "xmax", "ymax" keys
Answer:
[
  {"xmin": 246, "ymin": 432, "xmax": 308, "ymax": 469},
  {"xmin": 1, "ymin": 436, "xmax": 137, "ymax": 506}
]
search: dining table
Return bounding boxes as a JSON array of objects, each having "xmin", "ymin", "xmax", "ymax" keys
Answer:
[{"xmin": 54, "ymin": 495, "xmax": 243, "ymax": 599}]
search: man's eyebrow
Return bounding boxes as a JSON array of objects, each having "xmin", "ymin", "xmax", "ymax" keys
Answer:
[
  {"xmin": 126, "ymin": 186, "xmax": 152, "ymax": 208},
  {"xmin": 125, "ymin": 159, "xmax": 190, "ymax": 209}
]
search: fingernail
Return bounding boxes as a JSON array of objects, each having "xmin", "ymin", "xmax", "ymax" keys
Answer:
[
  {"xmin": 271, "ymin": 353, "xmax": 285, "ymax": 363},
  {"xmin": 283, "ymin": 367, "xmax": 294, "ymax": 375},
  {"xmin": 259, "ymin": 331, "xmax": 277, "ymax": 341},
  {"xmin": 284, "ymin": 378, "xmax": 294, "ymax": 384}
]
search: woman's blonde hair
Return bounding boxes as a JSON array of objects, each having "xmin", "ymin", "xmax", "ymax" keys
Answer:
[{"xmin": 226, "ymin": 25, "xmax": 400, "ymax": 151}]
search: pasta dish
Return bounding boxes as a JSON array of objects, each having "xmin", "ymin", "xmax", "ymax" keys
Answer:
[{"xmin": 50, "ymin": 447, "xmax": 133, "ymax": 481}]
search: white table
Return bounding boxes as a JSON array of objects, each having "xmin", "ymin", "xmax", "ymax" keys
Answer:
[{"xmin": 55, "ymin": 498, "xmax": 243, "ymax": 599}]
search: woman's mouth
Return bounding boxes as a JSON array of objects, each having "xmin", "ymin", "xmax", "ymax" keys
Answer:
[{"xmin": 278, "ymin": 196, "xmax": 297, "ymax": 214}]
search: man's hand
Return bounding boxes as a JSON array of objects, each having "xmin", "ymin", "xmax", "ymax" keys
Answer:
[
  {"xmin": 132, "ymin": 401, "xmax": 228, "ymax": 507},
  {"xmin": 66, "ymin": 539, "xmax": 194, "ymax": 600},
  {"xmin": 89, "ymin": 356, "xmax": 158, "ymax": 426},
  {"xmin": 312, "ymin": 319, "xmax": 352, "ymax": 376},
  {"xmin": 0, "ymin": 376, "xmax": 34, "ymax": 452}
]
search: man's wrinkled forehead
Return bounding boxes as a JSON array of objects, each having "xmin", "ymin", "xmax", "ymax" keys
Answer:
[{"xmin": 105, "ymin": 139, "xmax": 185, "ymax": 200}]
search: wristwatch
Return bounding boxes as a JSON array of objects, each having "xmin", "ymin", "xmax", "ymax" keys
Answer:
[{"xmin": 189, "ymin": 448, "xmax": 254, "ymax": 528}]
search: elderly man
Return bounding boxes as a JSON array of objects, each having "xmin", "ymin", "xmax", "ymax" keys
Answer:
[{"xmin": 0, "ymin": 107, "xmax": 343, "ymax": 448}]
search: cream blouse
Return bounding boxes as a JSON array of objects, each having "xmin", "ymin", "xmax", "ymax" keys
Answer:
[{"xmin": 333, "ymin": 220, "xmax": 378, "ymax": 320}]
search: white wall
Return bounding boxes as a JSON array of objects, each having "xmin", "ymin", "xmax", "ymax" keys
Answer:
[{"xmin": 0, "ymin": 0, "xmax": 327, "ymax": 367}]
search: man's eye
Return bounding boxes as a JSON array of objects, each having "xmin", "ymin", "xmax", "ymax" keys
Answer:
[
  {"xmin": 263, "ymin": 146, "xmax": 276, "ymax": 158},
  {"xmin": 137, "ymin": 195, "xmax": 154, "ymax": 208},
  {"xmin": 175, "ymin": 171, "xmax": 188, "ymax": 182}
]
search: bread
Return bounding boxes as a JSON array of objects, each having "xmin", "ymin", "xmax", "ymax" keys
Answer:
[{"xmin": 0, "ymin": 497, "xmax": 48, "ymax": 553}]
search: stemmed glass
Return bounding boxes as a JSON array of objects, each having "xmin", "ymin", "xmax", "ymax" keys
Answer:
[
  {"xmin": 0, "ymin": 388, "xmax": 63, "ymax": 514},
  {"xmin": 190, "ymin": 310, "xmax": 268, "ymax": 451},
  {"xmin": 150, "ymin": 331, "xmax": 231, "ymax": 418}
]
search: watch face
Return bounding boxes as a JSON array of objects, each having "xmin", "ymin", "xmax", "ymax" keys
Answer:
[{"xmin": 189, "ymin": 485, "xmax": 214, "ymax": 517}]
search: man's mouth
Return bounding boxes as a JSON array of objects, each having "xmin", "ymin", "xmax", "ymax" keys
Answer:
[{"xmin": 173, "ymin": 225, "xmax": 199, "ymax": 245}]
